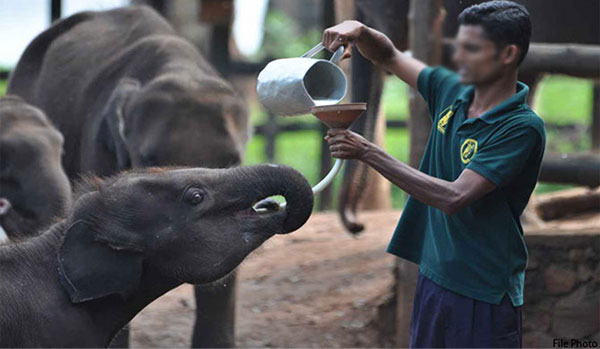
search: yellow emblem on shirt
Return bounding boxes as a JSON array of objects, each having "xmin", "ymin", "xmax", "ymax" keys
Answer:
[
  {"xmin": 437, "ymin": 106, "xmax": 454, "ymax": 135},
  {"xmin": 460, "ymin": 138, "xmax": 478, "ymax": 164}
]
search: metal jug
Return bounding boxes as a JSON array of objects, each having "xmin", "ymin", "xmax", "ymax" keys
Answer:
[{"xmin": 257, "ymin": 43, "xmax": 347, "ymax": 116}]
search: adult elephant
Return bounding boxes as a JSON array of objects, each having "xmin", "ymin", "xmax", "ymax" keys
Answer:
[
  {"xmin": 7, "ymin": 6, "xmax": 249, "ymax": 347},
  {"xmin": 338, "ymin": 0, "xmax": 600, "ymax": 234},
  {"xmin": 0, "ymin": 95, "xmax": 71, "ymax": 241}
]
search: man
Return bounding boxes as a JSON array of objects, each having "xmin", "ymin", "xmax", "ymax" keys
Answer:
[{"xmin": 323, "ymin": 1, "xmax": 545, "ymax": 347}]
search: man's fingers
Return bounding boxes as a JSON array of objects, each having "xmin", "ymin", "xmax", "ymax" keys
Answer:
[
  {"xmin": 326, "ymin": 128, "xmax": 347, "ymax": 137},
  {"xmin": 331, "ymin": 150, "xmax": 350, "ymax": 159},
  {"xmin": 322, "ymin": 30, "xmax": 329, "ymax": 48},
  {"xmin": 341, "ymin": 45, "xmax": 352, "ymax": 60},
  {"xmin": 330, "ymin": 143, "xmax": 354, "ymax": 154},
  {"xmin": 327, "ymin": 135, "xmax": 350, "ymax": 145},
  {"xmin": 324, "ymin": 32, "xmax": 352, "ymax": 53}
]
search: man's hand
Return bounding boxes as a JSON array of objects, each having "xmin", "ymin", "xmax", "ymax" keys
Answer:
[
  {"xmin": 323, "ymin": 21, "xmax": 426, "ymax": 89},
  {"xmin": 325, "ymin": 129, "xmax": 373, "ymax": 160},
  {"xmin": 322, "ymin": 20, "xmax": 366, "ymax": 60}
]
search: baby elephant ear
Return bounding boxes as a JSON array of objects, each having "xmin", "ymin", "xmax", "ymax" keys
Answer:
[{"xmin": 58, "ymin": 220, "xmax": 143, "ymax": 303}]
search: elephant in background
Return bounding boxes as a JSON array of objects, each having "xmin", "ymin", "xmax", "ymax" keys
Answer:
[
  {"xmin": 339, "ymin": 0, "xmax": 599, "ymax": 234},
  {"xmin": 0, "ymin": 164, "xmax": 313, "ymax": 347},
  {"xmin": 7, "ymin": 6, "xmax": 248, "ymax": 347},
  {"xmin": 0, "ymin": 95, "xmax": 71, "ymax": 241}
]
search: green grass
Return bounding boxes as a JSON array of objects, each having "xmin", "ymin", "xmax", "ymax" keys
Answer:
[
  {"xmin": 534, "ymin": 75, "xmax": 593, "ymax": 125},
  {"xmin": 535, "ymin": 182, "xmax": 576, "ymax": 195},
  {"xmin": 382, "ymin": 76, "xmax": 410, "ymax": 120},
  {"xmin": 0, "ymin": 80, "xmax": 6, "ymax": 95}
]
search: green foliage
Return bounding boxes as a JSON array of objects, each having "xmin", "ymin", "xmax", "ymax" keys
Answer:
[
  {"xmin": 544, "ymin": 128, "xmax": 591, "ymax": 153},
  {"xmin": 249, "ymin": 9, "xmax": 322, "ymax": 61},
  {"xmin": 0, "ymin": 80, "xmax": 6, "ymax": 96},
  {"xmin": 534, "ymin": 75, "xmax": 593, "ymax": 125},
  {"xmin": 535, "ymin": 182, "xmax": 575, "ymax": 195},
  {"xmin": 382, "ymin": 76, "xmax": 410, "ymax": 120}
]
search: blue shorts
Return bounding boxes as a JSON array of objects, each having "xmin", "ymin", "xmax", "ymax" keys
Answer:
[{"xmin": 410, "ymin": 272, "xmax": 522, "ymax": 348}]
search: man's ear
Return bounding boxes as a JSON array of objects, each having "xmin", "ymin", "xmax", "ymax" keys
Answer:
[
  {"xmin": 501, "ymin": 44, "xmax": 520, "ymax": 66},
  {"xmin": 97, "ymin": 78, "xmax": 140, "ymax": 170},
  {"xmin": 58, "ymin": 220, "xmax": 144, "ymax": 303}
]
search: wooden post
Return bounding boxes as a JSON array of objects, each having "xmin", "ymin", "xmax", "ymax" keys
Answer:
[
  {"xmin": 200, "ymin": 0, "xmax": 234, "ymax": 78},
  {"xmin": 395, "ymin": 0, "xmax": 443, "ymax": 347},
  {"xmin": 539, "ymin": 152, "xmax": 600, "ymax": 188},
  {"xmin": 318, "ymin": 0, "xmax": 336, "ymax": 211},
  {"xmin": 441, "ymin": 41, "xmax": 600, "ymax": 79},
  {"xmin": 50, "ymin": 0, "xmax": 61, "ymax": 22},
  {"xmin": 519, "ymin": 43, "xmax": 600, "ymax": 78},
  {"xmin": 592, "ymin": 83, "xmax": 600, "ymax": 152},
  {"xmin": 359, "ymin": 103, "xmax": 392, "ymax": 210}
]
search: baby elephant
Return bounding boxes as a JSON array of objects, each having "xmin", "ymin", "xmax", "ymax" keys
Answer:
[
  {"xmin": 0, "ymin": 164, "xmax": 313, "ymax": 347},
  {"xmin": 0, "ymin": 95, "xmax": 71, "ymax": 241}
]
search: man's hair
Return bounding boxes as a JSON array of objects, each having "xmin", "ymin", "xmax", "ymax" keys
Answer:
[{"xmin": 458, "ymin": 1, "xmax": 532, "ymax": 65}]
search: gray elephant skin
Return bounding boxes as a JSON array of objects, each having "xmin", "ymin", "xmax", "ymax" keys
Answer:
[
  {"xmin": 7, "ymin": 5, "xmax": 250, "ymax": 347},
  {"xmin": 7, "ymin": 6, "xmax": 249, "ymax": 177},
  {"xmin": 0, "ymin": 95, "xmax": 71, "ymax": 241},
  {"xmin": 0, "ymin": 164, "xmax": 313, "ymax": 347}
]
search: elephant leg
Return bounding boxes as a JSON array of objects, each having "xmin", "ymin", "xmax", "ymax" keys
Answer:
[
  {"xmin": 338, "ymin": 49, "xmax": 385, "ymax": 234},
  {"xmin": 191, "ymin": 272, "xmax": 236, "ymax": 348}
]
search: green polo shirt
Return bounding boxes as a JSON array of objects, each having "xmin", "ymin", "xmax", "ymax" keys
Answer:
[{"xmin": 387, "ymin": 66, "xmax": 546, "ymax": 306}]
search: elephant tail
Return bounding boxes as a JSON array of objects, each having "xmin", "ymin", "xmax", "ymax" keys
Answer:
[
  {"xmin": 338, "ymin": 160, "xmax": 366, "ymax": 234},
  {"xmin": 337, "ymin": 52, "xmax": 385, "ymax": 235}
]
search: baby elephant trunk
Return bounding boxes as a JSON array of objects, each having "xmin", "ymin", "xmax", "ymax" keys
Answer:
[{"xmin": 228, "ymin": 164, "xmax": 314, "ymax": 234}]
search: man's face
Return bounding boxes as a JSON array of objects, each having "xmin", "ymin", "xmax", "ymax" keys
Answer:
[{"xmin": 452, "ymin": 25, "xmax": 505, "ymax": 85}]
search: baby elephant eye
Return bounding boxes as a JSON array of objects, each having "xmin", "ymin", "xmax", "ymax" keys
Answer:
[{"xmin": 184, "ymin": 188, "xmax": 204, "ymax": 205}]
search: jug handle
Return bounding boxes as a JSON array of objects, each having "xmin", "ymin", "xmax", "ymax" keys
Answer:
[
  {"xmin": 330, "ymin": 46, "xmax": 345, "ymax": 65},
  {"xmin": 302, "ymin": 43, "xmax": 345, "ymax": 65}
]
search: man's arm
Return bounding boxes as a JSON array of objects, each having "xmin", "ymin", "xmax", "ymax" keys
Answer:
[
  {"xmin": 325, "ymin": 129, "xmax": 496, "ymax": 215},
  {"xmin": 322, "ymin": 20, "xmax": 427, "ymax": 89}
]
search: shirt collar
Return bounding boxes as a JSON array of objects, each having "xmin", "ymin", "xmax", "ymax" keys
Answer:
[{"xmin": 455, "ymin": 82, "xmax": 530, "ymax": 124}]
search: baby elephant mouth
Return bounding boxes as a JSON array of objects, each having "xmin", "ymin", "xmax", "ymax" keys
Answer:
[
  {"xmin": 252, "ymin": 197, "xmax": 282, "ymax": 213},
  {"xmin": 235, "ymin": 198, "xmax": 283, "ymax": 228},
  {"xmin": 224, "ymin": 165, "xmax": 313, "ymax": 234}
]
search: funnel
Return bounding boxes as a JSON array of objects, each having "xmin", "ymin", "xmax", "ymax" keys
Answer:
[
  {"xmin": 311, "ymin": 103, "xmax": 367, "ymax": 129},
  {"xmin": 254, "ymin": 103, "xmax": 367, "ymax": 213},
  {"xmin": 309, "ymin": 103, "xmax": 367, "ymax": 195}
]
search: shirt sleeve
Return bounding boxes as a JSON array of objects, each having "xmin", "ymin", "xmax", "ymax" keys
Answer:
[
  {"xmin": 417, "ymin": 66, "xmax": 460, "ymax": 120},
  {"xmin": 466, "ymin": 124, "xmax": 543, "ymax": 188}
]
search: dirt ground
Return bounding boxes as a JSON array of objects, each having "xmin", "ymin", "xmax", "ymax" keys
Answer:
[
  {"xmin": 130, "ymin": 211, "xmax": 401, "ymax": 348},
  {"xmin": 129, "ymin": 204, "xmax": 600, "ymax": 348}
]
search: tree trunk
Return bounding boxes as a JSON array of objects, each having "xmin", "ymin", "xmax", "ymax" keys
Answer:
[
  {"xmin": 592, "ymin": 83, "xmax": 600, "ymax": 152},
  {"xmin": 359, "ymin": 102, "xmax": 391, "ymax": 210}
]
